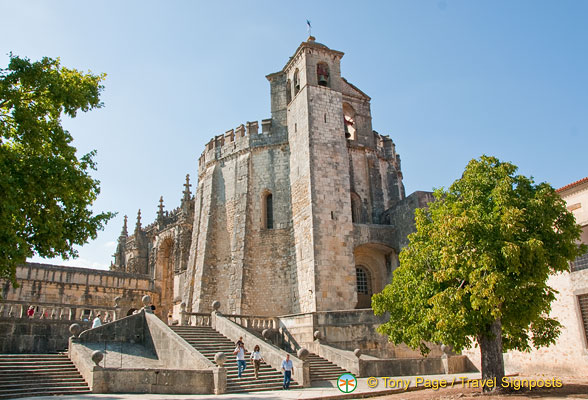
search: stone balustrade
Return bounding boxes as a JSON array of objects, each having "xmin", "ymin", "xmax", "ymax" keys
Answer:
[
  {"xmin": 180, "ymin": 312, "xmax": 212, "ymax": 327},
  {"xmin": 223, "ymin": 314, "xmax": 278, "ymax": 331},
  {"xmin": 0, "ymin": 300, "xmax": 117, "ymax": 322}
]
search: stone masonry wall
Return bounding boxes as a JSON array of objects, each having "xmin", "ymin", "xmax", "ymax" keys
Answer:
[
  {"xmin": 0, "ymin": 317, "xmax": 91, "ymax": 353},
  {"xmin": 287, "ymin": 79, "xmax": 317, "ymax": 314},
  {"xmin": 307, "ymin": 85, "xmax": 357, "ymax": 311},
  {"xmin": 242, "ymin": 145, "xmax": 296, "ymax": 316},
  {"xmin": 2, "ymin": 263, "xmax": 157, "ymax": 315}
]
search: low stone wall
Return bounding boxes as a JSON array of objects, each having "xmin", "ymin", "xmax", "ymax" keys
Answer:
[
  {"xmin": 308, "ymin": 342, "xmax": 474, "ymax": 377},
  {"xmin": 92, "ymin": 368, "xmax": 215, "ymax": 394},
  {"xmin": 279, "ymin": 309, "xmax": 444, "ymax": 359},
  {"xmin": 358, "ymin": 356, "xmax": 470, "ymax": 377},
  {"xmin": 0, "ymin": 316, "xmax": 90, "ymax": 353},
  {"xmin": 78, "ymin": 311, "xmax": 147, "ymax": 344},
  {"xmin": 144, "ymin": 312, "xmax": 212, "ymax": 369},
  {"xmin": 70, "ymin": 309, "xmax": 220, "ymax": 394}
]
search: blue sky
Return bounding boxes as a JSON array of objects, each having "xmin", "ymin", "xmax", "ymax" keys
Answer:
[{"xmin": 2, "ymin": 1, "xmax": 587, "ymax": 270}]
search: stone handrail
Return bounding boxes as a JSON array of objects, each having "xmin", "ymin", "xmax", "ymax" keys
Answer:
[
  {"xmin": 309, "ymin": 341, "xmax": 362, "ymax": 376},
  {"xmin": 211, "ymin": 311, "xmax": 310, "ymax": 387},
  {"xmin": 180, "ymin": 312, "xmax": 211, "ymax": 327},
  {"xmin": 224, "ymin": 314, "xmax": 279, "ymax": 331},
  {"xmin": 0, "ymin": 299, "xmax": 117, "ymax": 322}
]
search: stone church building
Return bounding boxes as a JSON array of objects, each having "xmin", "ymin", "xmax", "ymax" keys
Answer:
[{"xmin": 110, "ymin": 37, "xmax": 432, "ymax": 320}]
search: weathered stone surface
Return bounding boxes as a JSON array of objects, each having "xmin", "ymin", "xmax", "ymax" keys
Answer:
[
  {"xmin": 0, "ymin": 317, "xmax": 90, "ymax": 353},
  {"xmin": 91, "ymin": 350, "xmax": 104, "ymax": 366}
]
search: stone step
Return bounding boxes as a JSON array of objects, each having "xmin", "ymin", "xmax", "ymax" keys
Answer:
[
  {"xmin": 229, "ymin": 383, "xmax": 300, "ymax": 393},
  {"xmin": 0, "ymin": 376, "xmax": 84, "ymax": 384},
  {"xmin": 0, "ymin": 354, "xmax": 89, "ymax": 397},
  {"xmin": 0, "ymin": 356, "xmax": 68, "ymax": 362},
  {"xmin": 0, "ymin": 366, "xmax": 78, "ymax": 376},
  {"xmin": 227, "ymin": 380, "xmax": 300, "ymax": 391},
  {"xmin": 310, "ymin": 365, "xmax": 346, "ymax": 371},
  {"xmin": 0, "ymin": 387, "xmax": 91, "ymax": 399},
  {"xmin": 0, "ymin": 361, "xmax": 73, "ymax": 367},
  {"xmin": 0, "ymin": 381, "xmax": 88, "ymax": 390},
  {"xmin": 0, "ymin": 354, "xmax": 66, "ymax": 358},
  {"xmin": 172, "ymin": 326, "xmax": 298, "ymax": 393},
  {"xmin": 225, "ymin": 369, "xmax": 280, "ymax": 378}
]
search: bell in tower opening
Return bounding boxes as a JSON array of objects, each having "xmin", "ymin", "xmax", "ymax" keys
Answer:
[{"xmin": 317, "ymin": 62, "xmax": 329, "ymax": 87}]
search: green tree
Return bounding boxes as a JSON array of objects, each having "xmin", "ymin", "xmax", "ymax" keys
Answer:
[
  {"xmin": 0, "ymin": 54, "xmax": 114, "ymax": 286},
  {"xmin": 372, "ymin": 155, "xmax": 584, "ymax": 389}
]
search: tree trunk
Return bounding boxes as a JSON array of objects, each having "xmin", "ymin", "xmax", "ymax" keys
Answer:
[{"xmin": 478, "ymin": 318, "xmax": 505, "ymax": 392}]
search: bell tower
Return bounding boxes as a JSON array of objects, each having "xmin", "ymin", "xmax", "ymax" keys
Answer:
[{"xmin": 284, "ymin": 37, "xmax": 357, "ymax": 312}]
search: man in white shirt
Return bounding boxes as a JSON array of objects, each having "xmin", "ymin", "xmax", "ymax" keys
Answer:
[
  {"xmin": 233, "ymin": 342, "xmax": 246, "ymax": 378},
  {"xmin": 281, "ymin": 353, "xmax": 294, "ymax": 389},
  {"xmin": 92, "ymin": 313, "xmax": 102, "ymax": 329}
]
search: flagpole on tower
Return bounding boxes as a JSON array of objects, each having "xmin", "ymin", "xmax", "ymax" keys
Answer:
[{"xmin": 306, "ymin": 20, "xmax": 312, "ymax": 37}]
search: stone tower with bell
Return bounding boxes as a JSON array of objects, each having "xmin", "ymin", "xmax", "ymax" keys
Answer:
[
  {"xmin": 279, "ymin": 37, "xmax": 358, "ymax": 311},
  {"xmin": 177, "ymin": 36, "xmax": 409, "ymax": 316}
]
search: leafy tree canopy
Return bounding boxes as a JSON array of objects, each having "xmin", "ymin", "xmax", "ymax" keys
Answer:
[
  {"xmin": 372, "ymin": 155, "xmax": 585, "ymax": 381},
  {"xmin": 0, "ymin": 54, "xmax": 114, "ymax": 285}
]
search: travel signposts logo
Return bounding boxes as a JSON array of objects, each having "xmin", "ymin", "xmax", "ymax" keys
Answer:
[{"xmin": 337, "ymin": 373, "xmax": 358, "ymax": 393}]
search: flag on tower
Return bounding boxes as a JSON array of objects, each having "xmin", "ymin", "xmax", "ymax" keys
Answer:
[{"xmin": 306, "ymin": 20, "xmax": 312, "ymax": 36}]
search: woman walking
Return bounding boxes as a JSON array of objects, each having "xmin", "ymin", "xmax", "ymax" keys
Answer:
[{"xmin": 250, "ymin": 345, "xmax": 265, "ymax": 379}]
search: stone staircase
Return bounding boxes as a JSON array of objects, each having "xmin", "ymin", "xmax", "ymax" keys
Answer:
[
  {"xmin": 305, "ymin": 352, "xmax": 349, "ymax": 381},
  {"xmin": 171, "ymin": 326, "xmax": 300, "ymax": 393},
  {"xmin": 0, "ymin": 354, "xmax": 90, "ymax": 399}
]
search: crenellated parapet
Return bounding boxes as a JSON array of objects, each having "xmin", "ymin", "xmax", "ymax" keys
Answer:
[
  {"xmin": 348, "ymin": 130, "xmax": 402, "ymax": 173},
  {"xmin": 197, "ymin": 118, "xmax": 288, "ymax": 173}
]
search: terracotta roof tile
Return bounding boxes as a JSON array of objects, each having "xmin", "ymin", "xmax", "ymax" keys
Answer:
[{"xmin": 557, "ymin": 176, "xmax": 588, "ymax": 193}]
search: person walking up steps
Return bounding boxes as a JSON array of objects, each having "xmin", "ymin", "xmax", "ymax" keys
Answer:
[
  {"xmin": 250, "ymin": 345, "xmax": 265, "ymax": 379},
  {"xmin": 233, "ymin": 341, "xmax": 247, "ymax": 378}
]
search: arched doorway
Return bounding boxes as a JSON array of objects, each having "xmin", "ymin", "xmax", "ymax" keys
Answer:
[{"xmin": 354, "ymin": 243, "xmax": 398, "ymax": 309}]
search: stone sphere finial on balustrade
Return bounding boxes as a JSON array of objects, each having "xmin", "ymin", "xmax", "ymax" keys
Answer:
[
  {"xmin": 180, "ymin": 302, "xmax": 186, "ymax": 312},
  {"xmin": 297, "ymin": 348, "xmax": 309, "ymax": 360},
  {"xmin": 212, "ymin": 300, "xmax": 221, "ymax": 312},
  {"xmin": 313, "ymin": 330, "xmax": 322, "ymax": 341},
  {"xmin": 262, "ymin": 328, "xmax": 272, "ymax": 340},
  {"xmin": 69, "ymin": 323, "xmax": 82, "ymax": 338},
  {"xmin": 353, "ymin": 348, "xmax": 362, "ymax": 358},
  {"xmin": 91, "ymin": 350, "xmax": 104, "ymax": 366},
  {"xmin": 214, "ymin": 351, "xmax": 226, "ymax": 367}
]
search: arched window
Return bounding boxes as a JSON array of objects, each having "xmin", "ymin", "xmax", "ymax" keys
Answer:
[
  {"xmin": 351, "ymin": 192, "xmax": 362, "ymax": 223},
  {"xmin": 263, "ymin": 192, "xmax": 274, "ymax": 229},
  {"xmin": 293, "ymin": 69, "xmax": 300, "ymax": 96},
  {"xmin": 356, "ymin": 267, "xmax": 369, "ymax": 294},
  {"xmin": 286, "ymin": 79, "xmax": 292, "ymax": 103},
  {"xmin": 317, "ymin": 62, "xmax": 329, "ymax": 87}
]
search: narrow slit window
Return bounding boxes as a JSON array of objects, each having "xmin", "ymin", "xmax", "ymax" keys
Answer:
[{"xmin": 265, "ymin": 193, "xmax": 273, "ymax": 229}]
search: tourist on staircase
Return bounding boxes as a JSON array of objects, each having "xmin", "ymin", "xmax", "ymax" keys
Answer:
[
  {"xmin": 281, "ymin": 353, "xmax": 294, "ymax": 390},
  {"xmin": 92, "ymin": 313, "xmax": 102, "ymax": 328},
  {"xmin": 250, "ymin": 345, "xmax": 265, "ymax": 379},
  {"xmin": 233, "ymin": 341, "xmax": 247, "ymax": 378}
]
